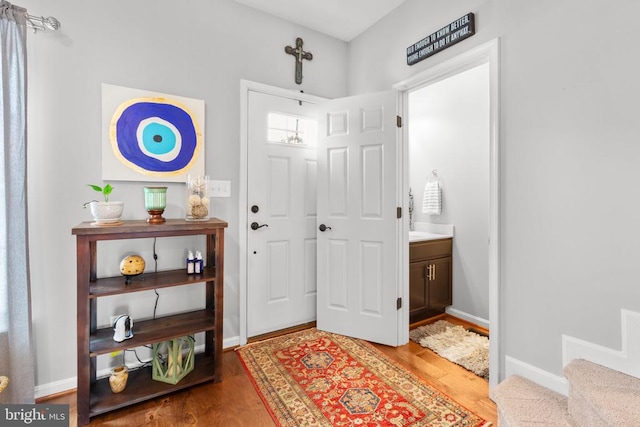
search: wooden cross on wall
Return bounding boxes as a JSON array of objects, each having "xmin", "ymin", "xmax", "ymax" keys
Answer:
[{"xmin": 285, "ymin": 37, "xmax": 313, "ymax": 85}]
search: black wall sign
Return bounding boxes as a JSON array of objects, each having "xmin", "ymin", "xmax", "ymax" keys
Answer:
[{"xmin": 407, "ymin": 13, "xmax": 475, "ymax": 66}]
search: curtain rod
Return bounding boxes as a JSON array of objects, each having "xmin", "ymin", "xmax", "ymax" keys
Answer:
[{"xmin": 26, "ymin": 14, "xmax": 60, "ymax": 32}]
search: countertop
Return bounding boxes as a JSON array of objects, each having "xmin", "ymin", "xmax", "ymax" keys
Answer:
[{"xmin": 409, "ymin": 230, "xmax": 453, "ymax": 242}]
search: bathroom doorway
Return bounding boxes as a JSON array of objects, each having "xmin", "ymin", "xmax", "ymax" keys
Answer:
[
  {"xmin": 408, "ymin": 62, "xmax": 490, "ymax": 330},
  {"xmin": 395, "ymin": 39, "xmax": 500, "ymax": 389}
]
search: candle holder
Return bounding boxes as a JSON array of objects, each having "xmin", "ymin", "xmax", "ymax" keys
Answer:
[
  {"xmin": 152, "ymin": 336, "xmax": 195, "ymax": 384},
  {"xmin": 144, "ymin": 186, "xmax": 167, "ymax": 224}
]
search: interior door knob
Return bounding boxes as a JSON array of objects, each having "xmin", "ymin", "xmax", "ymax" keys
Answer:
[
  {"xmin": 251, "ymin": 222, "xmax": 268, "ymax": 230},
  {"xmin": 319, "ymin": 224, "xmax": 332, "ymax": 232}
]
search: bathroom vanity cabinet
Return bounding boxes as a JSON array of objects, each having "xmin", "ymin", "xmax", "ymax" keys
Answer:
[{"xmin": 409, "ymin": 238, "xmax": 452, "ymax": 324}]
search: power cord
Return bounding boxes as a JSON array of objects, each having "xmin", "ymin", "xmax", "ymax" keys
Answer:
[
  {"xmin": 153, "ymin": 290, "xmax": 159, "ymax": 319},
  {"xmin": 125, "ymin": 346, "xmax": 154, "ymax": 370},
  {"xmin": 152, "ymin": 238, "xmax": 160, "ymax": 319},
  {"xmin": 153, "ymin": 238, "xmax": 159, "ymax": 272},
  {"xmin": 113, "ymin": 239, "xmax": 162, "ymax": 372}
]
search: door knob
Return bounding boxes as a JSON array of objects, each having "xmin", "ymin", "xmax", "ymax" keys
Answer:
[
  {"xmin": 318, "ymin": 224, "xmax": 332, "ymax": 232},
  {"xmin": 251, "ymin": 222, "xmax": 268, "ymax": 230}
]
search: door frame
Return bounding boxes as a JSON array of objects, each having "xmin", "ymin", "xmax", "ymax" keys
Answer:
[
  {"xmin": 394, "ymin": 38, "xmax": 501, "ymax": 391},
  {"xmin": 239, "ymin": 80, "xmax": 327, "ymax": 345}
]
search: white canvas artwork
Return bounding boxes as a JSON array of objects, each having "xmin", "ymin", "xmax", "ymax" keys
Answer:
[{"xmin": 102, "ymin": 84, "xmax": 205, "ymax": 182}]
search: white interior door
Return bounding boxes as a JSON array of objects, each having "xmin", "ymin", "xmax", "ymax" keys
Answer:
[
  {"xmin": 247, "ymin": 91, "xmax": 318, "ymax": 337},
  {"xmin": 316, "ymin": 90, "xmax": 402, "ymax": 346}
]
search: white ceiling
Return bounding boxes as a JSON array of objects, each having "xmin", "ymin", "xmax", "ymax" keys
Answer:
[{"xmin": 233, "ymin": 0, "xmax": 408, "ymax": 42}]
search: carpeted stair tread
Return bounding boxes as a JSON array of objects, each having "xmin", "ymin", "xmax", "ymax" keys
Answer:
[
  {"xmin": 564, "ymin": 359, "xmax": 640, "ymax": 426},
  {"xmin": 493, "ymin": 375, "xmax": 575, "ymax": 426}
]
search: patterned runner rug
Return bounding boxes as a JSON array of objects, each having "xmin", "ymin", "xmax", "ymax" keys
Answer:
[{"xmin": 236, "ymin": 328, "xmax": 490, "ymax": 426}]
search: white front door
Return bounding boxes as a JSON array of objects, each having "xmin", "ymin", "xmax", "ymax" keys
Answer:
[
  {"xmin": 316, "ymin": 90, "xmax": 402, "ymax": 346},
  {"xmin": 247, "ymin": 90, "xmax": 319, "ymax": 337}
]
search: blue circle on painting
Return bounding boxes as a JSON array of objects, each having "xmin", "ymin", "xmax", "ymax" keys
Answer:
[
  {"xmin": 114, "ymin": 102, "xmax": 198, "ymax": 173},
  {"xmin": 141, "ymin": 122, "xmax": 177, "ymax": 155}
]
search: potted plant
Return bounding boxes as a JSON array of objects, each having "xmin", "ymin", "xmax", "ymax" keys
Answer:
[{"xmin": 83, "ymin": 183, "xmax": 124, "ymax": 224}]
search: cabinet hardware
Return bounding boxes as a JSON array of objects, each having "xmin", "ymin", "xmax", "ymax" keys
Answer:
[{"xmin": 425, "ymin": 264, "xmax": 437, "ymax": 281}]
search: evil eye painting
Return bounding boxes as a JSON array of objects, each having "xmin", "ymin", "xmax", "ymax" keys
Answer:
[
  {"xmin": 111, "ymin": 98, "xmax": 201, "ymax": 176},
  {"xmin": 102, "ymin": 83, "xmax": 206, "ymax": 182}
]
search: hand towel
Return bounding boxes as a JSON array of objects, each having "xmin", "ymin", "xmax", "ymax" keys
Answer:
[{"xmin": 422, "ymin": 180, "xmax": 441, "ymax": 215}]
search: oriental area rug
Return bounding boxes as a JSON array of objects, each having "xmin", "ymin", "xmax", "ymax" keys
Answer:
[
  {"xmin": 236, "ymin": 328, "xmax": 490, "ymax": 426},
  {"xmin": 409, "ymin": 321, "xmax": 489, "ymax": 380}
]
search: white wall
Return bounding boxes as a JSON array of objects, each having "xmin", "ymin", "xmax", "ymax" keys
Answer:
[
  {"xmin": 21, "ymin": 0, "xmax": 348, "ymax": 392},
  {"xmin": 350, "ymin": 0, "xmax": 640, "ymax": 379},
  {"xmin": 409, "ymin": 63, "xmax": 490, "ymax": 321}
]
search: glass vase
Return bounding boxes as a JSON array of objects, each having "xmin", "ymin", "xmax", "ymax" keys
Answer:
[{"xmin": 185, "ymin": 175, "xmax": 209, "ymax": 221}]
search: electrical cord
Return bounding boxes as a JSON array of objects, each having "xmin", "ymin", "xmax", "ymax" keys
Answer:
[
  {"xmin": 112, "ymin": 241, "xmax": 162, "ymax": 373},
  {"xmin": 153, "ymin": 289, "xmax": 159, "ymax": 319},
  {"xmin": 153, "ymin": 238, "xmax": 160, "ymax": 319},
  {"xmin": 153, "ymin": 238, "xmax": 158, "ymax": 272},
  {"xmin": 124, "ymin": 347, "xmax": 154, "ymax": 370}
]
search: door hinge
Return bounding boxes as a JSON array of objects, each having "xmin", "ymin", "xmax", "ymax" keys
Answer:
[
  {"xmin": 396, "ymin": 115, "xmax": 402, "ymax": 128},
  {"xmin": 396, "ymin": 297, "xmax": 402, "ymax": 310},
  {"xmin": 397, "ymin": 207, "xmax": 402, "ymax": 218}
]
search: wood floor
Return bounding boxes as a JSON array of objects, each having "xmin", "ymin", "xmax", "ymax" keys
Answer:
[{"xmin": 42, "ymin": 315, "xmax": 497, "ymax": 426}]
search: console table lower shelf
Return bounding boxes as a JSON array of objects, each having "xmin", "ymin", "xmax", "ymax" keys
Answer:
[{"xmin": 88, "ymin": 354, "xmax": 216, "ymax": 418}]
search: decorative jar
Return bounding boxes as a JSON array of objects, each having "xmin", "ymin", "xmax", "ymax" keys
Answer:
[
  {"xmin": 185, "ymin": 175, "xmax": 209, "ymax": 221},
  {"xmin": 109, "ymin": 365, "xmax": 128, "ymax": 393}
]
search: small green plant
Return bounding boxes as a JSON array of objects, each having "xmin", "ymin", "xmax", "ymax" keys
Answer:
[{"xmin": 83, "ymin": 183, "xmax": 114, "ymax": 208}]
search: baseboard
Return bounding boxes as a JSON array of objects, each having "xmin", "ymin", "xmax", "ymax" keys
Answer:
[
  {"xmin": 35, "ymin": 377, "xmax": 77, "ymax": 400},
  {"xmin": 223, "ymin": 335, "xmax": 240, "ymax": 349},
  {"xmin": 503, "ymin": 355, "xmax": 568, "ymax": 397},
  {"xmin": 35, "ymin": 335, "xmax": 242, "ymax": 400},
  {"xmin": 445, "ymin": 307, "xmax": 489, "ymax": 330},
  {"xmin": 498, "ymin": 309, "xmax": 640, "ymax": 402},
  {"xmin": 562, "ymin": 309, "xmax": 640, "ymax": 379}
]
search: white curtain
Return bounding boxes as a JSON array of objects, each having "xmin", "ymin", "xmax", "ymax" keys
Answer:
[{"xmin": 0, "ymin": 0, "xmax": 34, "ymax": 404}]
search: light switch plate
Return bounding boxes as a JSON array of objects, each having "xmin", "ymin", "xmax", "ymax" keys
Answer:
[{"xmin": 210, "ymin": 180, "xmax": 231, "ymax": 198}]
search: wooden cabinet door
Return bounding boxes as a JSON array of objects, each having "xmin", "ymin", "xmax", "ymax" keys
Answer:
[
  {"xmin": 409, "ymin": 261, "xmax": 428, "ymax": 323},
  {"xmin": 428, "ymin": 257, "xmax": 452, "ymax": 314},
  {"xmin": 409, "ymin": 255, "xmax": 452, "ymax": 324}
]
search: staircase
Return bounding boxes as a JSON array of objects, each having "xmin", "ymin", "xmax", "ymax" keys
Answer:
[{"xmin": 493, "ymin": 358, "xmax": 640, "ymax": 426}]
